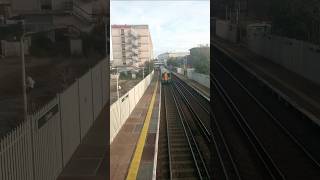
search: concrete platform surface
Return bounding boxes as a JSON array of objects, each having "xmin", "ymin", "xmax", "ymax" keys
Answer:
[
  {"xmin": 110, "ymin": 75, "xmax": 160, "ymax": 180},
  {"xmin": 213, "ymin": 37, "xmax": 320, "ymax": 124}
]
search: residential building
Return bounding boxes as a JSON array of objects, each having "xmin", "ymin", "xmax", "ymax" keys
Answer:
[
  {"xmin": 4, "ymin": 0, "xmax": 104, "ymax": 32},
  {"xmin": 111, "ymin": 24, "xmax": 153, "ymax": 67},
  {"xmin": 157, "ymin": 51, "xmax": 190, "ymax": 66},
  {"xmin": 0, "ymin": 0, "xmax": 105, "ymax": 56}
]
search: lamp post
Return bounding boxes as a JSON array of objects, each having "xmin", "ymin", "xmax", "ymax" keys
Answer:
[
  {"xmin": 142, "ymin": 66, "xmax": 145, "ymax": 79},
  {"xmin": 148, "ymin": 59, "xmax": 150, "ymax": 74},
  {"xmin": 116, "ymin": 67, "xmax": 119, "ymax": 100},
  {"xmin": 20, "ymin": 27, "xmax": 57, "ymax": 180},
  {"xmin": 20, "ymin": 27, "xmax": 65, "ymax": 121},
  {"xmin": 20, "ymin": 35, "xmax": 28, "ymax": 121}
]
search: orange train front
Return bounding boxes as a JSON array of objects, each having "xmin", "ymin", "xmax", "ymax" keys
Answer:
[{"xmin": 161, "ymin": 68, "xmax": 171, "ymax": 84}]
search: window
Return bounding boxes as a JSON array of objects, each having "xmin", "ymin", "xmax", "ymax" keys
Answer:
[{"xmin": 41, "ymin": 4, "xmax": 52, "ymax": 10}]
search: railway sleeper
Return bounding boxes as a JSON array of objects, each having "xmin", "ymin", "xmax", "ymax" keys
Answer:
[
  {"xmin": 172, "ymin": 160, "xmax": 195, "ymax": 169},
  {"xmin": 170, "ymin": 147, "xmax": 190, "ymax": 153},
  {"xmin": 171, "ymin": 168, "xmax": 198, "ymax": 178},
  {"xmin": 172, "ymin": 177, "xmax": 198, "ymax": 180},
  {"xmin": 171, "ymin": 153, "xmax": 193, "ymax": 161}
]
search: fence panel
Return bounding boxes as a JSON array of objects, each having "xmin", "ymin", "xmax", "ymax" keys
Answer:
[
  {"xmin": 109, "ymin": 70, "xmax": 154, "ymax": 144},
  {"xmin": 101, "ymin": 59, "xmax": 108, "ymax": 107},
  {"xmin": 139, "ymin": 80, "xmax": 144, "ymax": 100},
  {"xmin": 59, "ymin": 82, "xmax": 81, "ymax": 166},
  {"xmin": 78, "ymin": 71, "xmax": 94, "ymax": 140},
  {"xmin": 128, "ymin": 88, "xmax": 136, "ymax": 114},
  {"xmin": 0, "ymin": 120, "xmax": 33, "ymax": 180},
  {"xmin": 133, "ymin": 83, "xmax": 139, "ymax": 107},
  {"xmin": 0, "ymin": 59, "xmax": 110, "ymax": 180},
  {"xmin": 110, "ymin": 101, "xmax": 121, "ymax": 143},
  {"xmin": 119, "ymin": 93, "xmax": 130, "ymax": 127},
  {"xmin": 190, "ymin": 72, "xmax": 210, "ymax": 88},
  {"xmin": 248, "ymin": 35, "xmax": 320, "ymax": 85},
  {"xmin": 92, "ymin": 63, "xmax": 103, "ymax": 119},
  {"xmin": 31, "ymin": 97, "xmax": 62, "ymax": 180}
]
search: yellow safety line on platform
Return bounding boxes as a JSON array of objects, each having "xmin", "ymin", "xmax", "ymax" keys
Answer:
[{"xmin": 126, "ymin": 80, "xmax": 158, "ymax": 180}]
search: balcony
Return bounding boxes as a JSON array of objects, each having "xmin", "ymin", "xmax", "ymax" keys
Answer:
[
  {"xmin": 131, "ymin": 48, "xmax": 139, "ymax": 55},
  {"xmin": 131, "ymin": 39, "xmax": 138, "ymax": 47},
  {"xmin": 129, "ymin": 29, "xmax": 138, "ymax": 39},
  {"xmin": 131, "ymin": 56, "xmax": 139, "ymax": 62}
]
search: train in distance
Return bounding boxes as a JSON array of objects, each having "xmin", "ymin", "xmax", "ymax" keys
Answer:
[{"xmin": 160, "ymin": 67, "xmax": 172, "ymax": 84}]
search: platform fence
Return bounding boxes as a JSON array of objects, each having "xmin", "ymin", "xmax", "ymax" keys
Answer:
[
  {"xmin": 0, "ymin": 58, "xmax": 108, "ymax": 180},
  {"xmin": 110, "ymin": 70, "xmax": 154, "ymax": 143},
  {"xmin": 248, "ymin": 34, "xmax": 320, "ymax": 85}
]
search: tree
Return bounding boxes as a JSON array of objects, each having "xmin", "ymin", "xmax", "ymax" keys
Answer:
[
  {"xmin": 167, "ymin": 57, "xmax": 183, "ymax": 68},
  {"xmin": 143, "ymin": 60, "xmax": 154, "ymax": 75},
  {"xmin": 188, "ymin": 47, "xmax": 210, "ymax": 75}
]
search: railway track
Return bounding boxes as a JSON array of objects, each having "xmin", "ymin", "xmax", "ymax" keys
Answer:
[
  {"xmin": 171, "ymin": 74, "xmax": 211, "ymax": 143},
  {"xmin": 214, "ymin": 57, "xmax": 320, "ymax": 179},
  {"xmin": 157, "ymin": 84, "xmax": 210, "ymax": 180},
  {"xmin": 172, "ymin": 74, "xmax": 210, "ymax": 113}
]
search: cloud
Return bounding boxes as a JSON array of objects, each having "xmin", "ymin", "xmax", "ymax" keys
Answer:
[{"xmin": 111, "ymin": 0, "xmax": 210, "ymax": 57}]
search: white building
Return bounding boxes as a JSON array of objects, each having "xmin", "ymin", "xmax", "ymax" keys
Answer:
[
  {"xmin": 111, "ymin": 24, "xmax": 153, "ymax": 67},
  {"xmin": 157, "ymin": 51, "xmax": 190, "ymax": 66}
]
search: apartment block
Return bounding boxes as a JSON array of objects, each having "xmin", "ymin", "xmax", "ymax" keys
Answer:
[{"xmin": 111, "ymin": 24, "xmax": 153, "ymax": 67}]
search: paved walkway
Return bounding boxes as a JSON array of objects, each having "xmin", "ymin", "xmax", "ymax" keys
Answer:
[
  {"xmin": 110, "ymin": 76, "xmax": 160, "ymax": 180},
  {"xmin": 213, "ymin": 37, "xmax": 320, "ymax": 125},
  {"xmin": 57, "ymin": 104, "xmax": 109, "ymax": 180}
]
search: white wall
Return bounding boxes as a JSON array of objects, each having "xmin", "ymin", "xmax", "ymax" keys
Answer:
[
  {"xmin": 0, "ymin": 59, "xmax": 108, "ymax": 180},
  {"xmin": 187, "ymin": 70, "xmax": 210, "ymax": 88},
  {"xmin": 59, "ymin": 82, "xmax": 81, "ymax": 166},
  {"xmin": 78, "ymin": 71, "xmax": 94, "ymax": 140},
  {"xmin": 101, "ymin": 59, "xmax": 108, "ymax": 107},
  {"xmin": 247, "ymin": 34, "xmax": 320, "ymax": 85},
  {"xmin": 33, "ymin": 98, "xmax": 63, "ymax": 180},
  {"xmin": 215, "ymin": 20, "xmax": 238, "ymax": 43},
  {"xmin": 110, "ymin": 71, "xmax": 154, "ymax": 143},
  {"xmin": 92, "ymin": 63, "xmax": 103, "ymax": 119}
]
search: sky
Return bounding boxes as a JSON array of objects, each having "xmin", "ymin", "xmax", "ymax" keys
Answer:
[{"xmin": 111, "ymin": 0, "xmax": 210, "ymax": 57}]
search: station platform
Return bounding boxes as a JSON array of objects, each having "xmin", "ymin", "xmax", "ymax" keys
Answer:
[
  {"xmin": 213, "ymin": 37, "xmax": 320, "ymax": 125},
  {"xmin": 110, "ymin": 76, "xmax": 161, "ymax": 180},
  {"xmin": 172, "ymin": 72, "xmax": 210, "ymax": 100},
  {"xmin": 57, "ymin": 105, "xmax": 109, "ymax": 180}
]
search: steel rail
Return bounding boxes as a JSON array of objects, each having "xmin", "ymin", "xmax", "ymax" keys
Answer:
[
  {"xmin": 172, "ymin": 80, "xmax": 211, "ymax": 143},
  {"xmin": 216, "ymin": 59, "xmax": 320, "ymax": 169},
  {"xmin": 169, "ymin": 84, "xmax": 210, "ymax": 179},
  {"xmin": 172, "ymin": 74, "xmax": 210, "ymax": 113},
  {"xmin": 214, "ymin": 78, "xmax": 285, "ymax": 180},
  {"xmin": 163, "ymin": 86, "xmax": 173, "ymax": 180}
]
